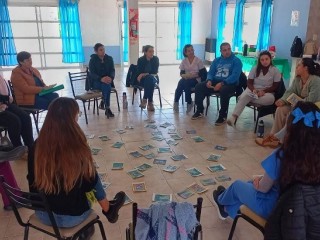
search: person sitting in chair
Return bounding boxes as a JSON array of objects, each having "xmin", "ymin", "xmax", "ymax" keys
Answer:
[
  {"xmin": 10, "ymin": 51, "xmax": 59, "ymax": 110},
  {"xmin": 135, "ymin": 45, "xmax": 159, "ymax": 111},
  {"xmin": 89, "ymin": 43, "xmax": 116, "ymax": 118},
  {"xmin": 191, "ymin": 42, "xmax": 242, "ymax": 125}
]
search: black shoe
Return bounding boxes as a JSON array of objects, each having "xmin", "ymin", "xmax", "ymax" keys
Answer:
[
  {"xmin": 191, "ymin": 111, "xmax": 203, "ymax": 120},
  {"xmin": 215, "ymin": 116, "xmax": 226, "ymax": 126},
  {"xmin": 212, "ymin": 190, "xmax": 228, "ymax": 220},
  {"xmin": 78, "ymin": 225, "xmax": 95, "ymax": 240},
  {"xmin": 105, "ymin": 108, "xmax": 115, "ymax": 118},
  {"xmin": 102, "ymin": 191, "xmax": 126, "ymax": 223},
  {"xmin": 217, "ymin": 185, "xmax": 226, "ymax": 194},
  {"xmin": 99, "ymin": 101, "xmax": 105, "ymax": 110}
]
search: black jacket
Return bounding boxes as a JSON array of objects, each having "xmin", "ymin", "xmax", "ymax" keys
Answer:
[
  {"xmin": 134, "ymin": 55, "xmax": 159, "ymax": 85},
  {"xmin": 264, "ymin": 184, "xmax": 320, "ymax": 240},
  {"xmin": 88, "ymin": 54, "xmax": 115, "ymax": 88}
]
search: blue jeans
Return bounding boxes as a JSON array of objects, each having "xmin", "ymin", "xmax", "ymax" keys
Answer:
[
  {"xmin": 139, "ymin": 75, "xmax": 158, "ymax": 102},
  {"xmin": 92, "ymin": 81, "xmax": 111, "ymax": 107},
  {"xmin": 36, "ymin": 175, "xmax": 106, "ymax": 228},
  {"xmin": 34, "ymin": 93, "xmax": 59, "ymax": 110},
  {"xmin": 174, "ymin": 78, "xmax": 198, "ymax": 104}
]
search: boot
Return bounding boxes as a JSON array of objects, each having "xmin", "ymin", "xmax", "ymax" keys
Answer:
[
  {"xmin": 147, "ymin": 102, "xmax": 155, "ymax": 111},
  {"xmin": 105, "ymin": 108, "xmax": 115, "ymax": 118},
  {"xmin": 102, "ymin": 191, "xmax": 126, "ymax": 223},
  {"xmin": 99, "ymin": 100, "xmax": 105, "ymax": 110}
]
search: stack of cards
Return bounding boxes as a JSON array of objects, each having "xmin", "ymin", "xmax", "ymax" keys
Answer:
[
  {"xmin": 151, "ymin": 131, "xmax": 162, "ymax": 136},
  {"xmin": 112, "ymin": 162, "xmax": 124, "ymax": 170},
  {"xmin": 132, "ymin": 182, "xmax": 147, "ymax": 192},
  {"xmin": 130, "ymin": 151, "xmax": 143, "ymax": 158},
  {"xmin": 191, "ymin": 136, "xmax": 205, "ymax": 142},
  {"xmin": 160, "ymin": 122, "xmax": 172, "ymax": 128},
  {"xmin": 112, "ymin": 142, "xmax": 124, "ymax": 148},
  {"xmin": 167, "ymin": 139, "xmax": 178, "ymax": 146},
  {"xmin": 145, "ymin": 124, "xmax": 157, "ymax": 129},
  {"xmin": 152, "ymin": 193, "xmax": 172, "ymax": 202},
  {"xmin": 135, "ymin": 163, "xmax": 152, "ymax": 172},
  {"xmin": 115, "ymin": 129, "xmax": 126, "ymax": 134},
  {"xmin": 98, "ymin": 135, "xmax": 110, "ymax": 141},
  {"xmin": 215, "ymin": 145, "xmax": 227, "ymax": 151},
  {"xmin": 163, "ymin": 165, "xmax": 179, "ymax": 173},
  {"xmin": 145, "ymin": 119, "xmax": 155, "ymax": 124},
  {"xmin": 127, "ymin": 169, "xmax": 144, "ymax": 179},
  {"xmin": 91, "ymin": 147, "xmax": 101, "ymax": 155},
  {"xmin": 144, "ymin": 153, "xmax": 156, "ymax": 159},
  {"xmin": 207, "ymin": 154, "xmax": 221, "ymax": 162},
  {"xmin": 177, "ymin": 188, "xmax": 194, "ymax": 199},
  {"xmin": 187, "ymin": 183, "xmax": 208, "ymax": 194},
  {"xmin": 216, "ymin": 175, "xmax": 232, "ymax": 182},
  {"xmin": 168, "ymin": 128, "xmax": 176, "ymax": 134},
  {"xmin": 171, "ymin": 154, "xmax": 188, "ymax": 161},
  {"xmin": 200, "ymin": 178, "xmax": 216, "ymax": 186},
  {"xmin": 207, "ymin": 164, "xmax": 226, "ymax": 173},
  {"xmin": 186, "ymin": 168, "xmax": 204, "ymax": 177},
  {"xmin": 171, "ymin": 134, "xmax": 183, "ymax": 140},
  {"xmin": 157, "ymin": 147, "xmax": 172, "ymax": 153},
  {"xmin": 139, "ymin": 144, "xmax": 155, "ymax": 151},
  {"xmin": 152, "ymin": 136, "xmax": 164, "ymax": 141},
  {"xmin": 153, "ymin": 159, "xmax": 167, "ymax": 165}
]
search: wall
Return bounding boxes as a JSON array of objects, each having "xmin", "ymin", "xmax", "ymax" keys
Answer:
[
  {"xmin": 306, "ymin": 0, "xmax": 320, "ymax": 48},
  {"xmin": 211, "ymin": 0, "xmax": 311, "ymax": 60}
]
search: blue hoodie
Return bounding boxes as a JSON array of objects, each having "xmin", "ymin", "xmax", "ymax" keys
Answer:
[{"xmin": 207, "ymin": 53, "xmax": 242, "ymax": 85}]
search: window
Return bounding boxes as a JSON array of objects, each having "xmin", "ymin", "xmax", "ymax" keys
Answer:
[
  {"xmin": 222, "ymin": 5, "xmax": 235, "ymax": 45},
  {"xmin": 8, "ymin": 6, "xmax": 79, "ymax": 68}
]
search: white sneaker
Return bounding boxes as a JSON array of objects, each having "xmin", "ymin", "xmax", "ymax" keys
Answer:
[
  {"xmin": 227, "ymin": 116, "xmax": 236, "ymax": 127},
  {"xmin": 186, "ymin": 101, "xmax": 194, "ymax": 113},
  {"xmin": 173, "ymin": 102, "xmax": 179, "ymax": 112}
]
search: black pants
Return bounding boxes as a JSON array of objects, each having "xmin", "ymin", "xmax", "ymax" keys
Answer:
[
  {"xmin": 174, "ymin": 78, "xmax": 198, "ymax": 104},
  {"xmin": 194, "ymin": 82, "xmax": 236, "ymax": 118},
  {"xmin": 0, "ymin": 104, "xmax": 34, "ymax": 149},
  {"xmin": 139, "ymin": 75, "xmax": 158, "ymax": 102}
]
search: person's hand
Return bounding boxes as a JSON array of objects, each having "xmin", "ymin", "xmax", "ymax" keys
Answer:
[
  {"xmin": 257, "ymin": 90, "xmax": 265, "ymax": 97},
  {"xmin": 253, "ymin": 89, "xmax": 258, "ymax": 94},
  {"xmin": 0, "ymin": 103, "xmax": 7, "ymax": 112},
  {"xmin": 137, "ymin": 73, "xmax": 148, "ymax": 82},
  {"xmin": 181, "ymin": 74, "xmax": 188, "ymax": 79},
  {"xmin": 101, "ymin": 76, "xmax": 112, "ymax": 84},
  {"xmin": 206, "ymin": 81, "xmax": 213, "ymax": 88},
  {"xmin": 275, "ymin": 99, "xmax": 285, "ymax": 107},
  {"xmin": 253, "ymin": 176, "xmax": 262, "ymax": 190},
  {"xmin": 214, "ymin": 82, "xmax": 223, "ymax": 91}
]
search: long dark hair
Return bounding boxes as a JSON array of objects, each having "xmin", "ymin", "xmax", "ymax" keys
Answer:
[
  {"xmin": 301, "ymin": 58, "xmax": 320, "ymax": 77},
  {"xmin": 255, "ymin": 51, "xmax": 273, "ymax": 77},
  {"xmin": 277, "ymin": 101, "xmax": 320, "ymax": 192},
  {"xmin": 183, "ymin": 44, "xmax": 193, "ymax": 57}
]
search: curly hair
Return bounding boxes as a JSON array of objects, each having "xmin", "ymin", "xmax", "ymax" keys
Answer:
[{"xmin": 277, "ymin": 101, "xmax": 320, "ymax": 192}]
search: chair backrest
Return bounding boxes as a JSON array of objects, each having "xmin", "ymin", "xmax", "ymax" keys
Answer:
[
  {"xmin": 274, "ymin": 78, "xmax": 286, "ymax": 100},
  {"xmin": 236, "ymin": 72, "xmax": 248, "ymax": 97},
  {"xmin": 126, "ymin": 64, "xmax": 138, "ymax": 87},
  {"xmin": 68, "ymin": 69, "xmax": 89, "ymax": 98},
  {"xmin": 0, "ymin": 175, "xmax": 62, "ymax": 238}
]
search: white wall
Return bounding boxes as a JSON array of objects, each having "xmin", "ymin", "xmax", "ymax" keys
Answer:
[
  {"xmin": 78, "ymin": 0, "xmax": 120, "ymax": 46},
  {"xmin": 192, "ymin": 0, "xmax": 212, "ymax": 44}
]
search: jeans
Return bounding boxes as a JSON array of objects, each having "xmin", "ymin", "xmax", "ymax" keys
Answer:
[
  {"xmin": 34, "ymin": 93, "xmax": 59, "ymax": 110},
  {"xmin": 92, "ymin": 81, "xmax": 111, "ymax": 107},
  {"xmin": 35, "ymin": 175, "xmax": 106, "ymax": 228},
  {"xmin": 194, "ymin": 81, "xmax": 236, "ymax": 118},
  {"xmin": 174, "ymin": 78, "xmax": 198, "ymax": 104},
  {"xmin": 0, "ymin": 104, "xmax": 34, "ymax": 149},
  {"xmin": 139, "ymin": 75, "xmax": 158, "ymax": 102}
]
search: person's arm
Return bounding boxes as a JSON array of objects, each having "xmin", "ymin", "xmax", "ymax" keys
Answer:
[
  {"xmin": 81, "ymin": 171, "xmax": 99, "ymax": 192},
  {"xmin": 223, "ymin": 58, "xmax": 243, "ymax": 85},
  {"xmin": 207, "ymin": 60, "xmax": 218, "ymax": 82},
  {"xmin": 88, "ymin": 58, "xmax": 101, "ymax": 82},
  {"xmin": 253, "ymin": 173, "xmax": 275, "ymax": 193},
  {"xmin": 108, "ymin": 57, "xmax": 115, "ymax": 80},
  {"xmin": 11, "ymin": 70, "xmax": 43, "ymax": 94},
  {"xmin": 180, "ymin": 70, "xmax": 186, "ymax": 78},
  {"xmin": 152, "ymin": 56, "xmax": 159, "ymax": 74},
  {"xmin": 280, "ymin": 77, "xmax": 299, "ymax": 103},
  {"xmin": 305, "ymin": 76, "xmax": 320, "ymax": 102}
]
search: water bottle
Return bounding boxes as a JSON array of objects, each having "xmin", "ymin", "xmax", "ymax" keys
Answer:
[
  {"xmin": 123, "ymin": 92, "xmax": 128, "ymax": 109},
  {"xmin": 243, "ymin": 43, "xmax": 248, "ymax": 56},
  {"xmin": 257, "ymin": 120, "xmax": 264, "ymax": 138}
]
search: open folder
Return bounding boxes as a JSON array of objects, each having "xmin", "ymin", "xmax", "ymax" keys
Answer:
[{"xmin": 39, "ymin": 84, "xmax": 64, "ymax": 96}]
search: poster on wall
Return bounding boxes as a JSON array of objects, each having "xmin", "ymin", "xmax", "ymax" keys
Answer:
[
  {"xmin": 290, "ymin": 10, "xmax": 300, "ymax": 27},
  {"xmin": 129, "ymin": 8, "xmax": 139, "ymax": 45}
]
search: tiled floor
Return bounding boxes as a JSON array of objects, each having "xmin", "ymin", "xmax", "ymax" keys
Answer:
[{"xmin": 0, "ymin": 65, "xmax": 275, "ymax": 239}]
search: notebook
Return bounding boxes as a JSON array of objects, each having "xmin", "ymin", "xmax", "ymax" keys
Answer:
[{"xmin": 39, "ymin": 84, "xmax": 64, "ymax": 96}]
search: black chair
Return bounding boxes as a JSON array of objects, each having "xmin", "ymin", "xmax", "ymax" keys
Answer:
[
  {"xmin": 68, "ymin": 69, "xmax": 102, "ymax": 124},
  {"xmin": 205, "ymin": 72, "xmax": 247, "ymax": 115},
  {"xmin": 125, "ymin": 197, "xmax": 203, "ymax": 240},
  {"xmin": 8, "ymin": 80, "xmax": 43, "ymax": 134},
  {"xmin": 132, "ymin": 83, "xmax": 163, "ymax": 108},
  {"xmin": 228, "ymin": 205, "xmax": 266, "ymax": 240},
  {"xmin": 0, "ymin": 175, "xmax": 107, "ymax": 240}
]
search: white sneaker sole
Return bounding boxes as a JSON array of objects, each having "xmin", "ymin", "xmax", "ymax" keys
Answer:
[{"xmin": 212, "ymin": 195, "xmax": 227, "ymax": 221}]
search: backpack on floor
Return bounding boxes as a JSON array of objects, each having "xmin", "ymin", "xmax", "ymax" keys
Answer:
[{"xmin": 290, "ymin": 36, "xmax": 303, "ymax": 57}]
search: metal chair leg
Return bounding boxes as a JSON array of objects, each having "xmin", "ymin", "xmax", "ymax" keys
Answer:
[
  {"xmin": 24, "ymin": 226, "xmax": 30, "ymax": 240},
  {"xmin": 132, "ymin": 88, "xmax": 135, "ymax": 105},
  {"xmin": 82, "ymin": 101, "xmax": 88, "ymax": 124},
  {"xmin": 96, "ymin": 98, "xmax": 99, "ymax": 115},
  {"xmin": 33, "ymin": 113, "xmax": 40, "ymax": 134},
  {"xmin": 97, "ymin": 220, "xmax": 107, "ymax": 240},
  {"xmin": 158, "ymin": 88, "xmax": 162, "ymax": 108},
  {"xmin": 115, "ymin": 90, "xmax": 120, "ymax": 112},
  {"xmin": 228, "ymin": 214, "xmax": 240, "ymax": 240},
  {"xmin": 205, "ymin": 96, "xmax": 210, "ymax": 116}
]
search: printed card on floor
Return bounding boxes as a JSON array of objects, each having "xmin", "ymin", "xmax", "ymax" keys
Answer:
[
  {"xmin": 145, "ymin": 124, "xmax": 157, "ymax": 129},
  {"xmin": 93, "ymin": 161, "xmax": 99, "ymax": 168},
  {"xmin": 132, "ymin": 182, "xmax": 147, "ymax": 192},
  {"xmin": 139, "ymin": 144, "xmax": 155, "ymax": 151},
  {"xmin": 177, "ymin": 188, "xmax": 195, "ymax": 199},
  {"xmin": 115, "ymin": 129, "xmax": 126, "ymax": 134},
  {"xmin": 170, "ymin": 134, "xmax": 183, "ymax": 140},
  {"xmin": 102, "ymin": 182, "xmax": 111, "ymax": 191},
  {"xmin": 124, "ymin": 194, "xmax": 133, "ymax": 205},
  {"xmin": 171, "ymin": 154, "xmax": 188, "ymax": 161},
  {"xmin": 157, "ymin": 147, "xmax": 172, "ymax": 153},
  {"xmin": 188, "ymin": 183, "xmax": 208, "ymax": 194},
  {"xmin": 200, "ymin": 178, "xmax": 216, "ymax": 186},
  {"xmin": 151, "ymin": 131, "xmax": 162, "ymax": 136},
  {"xmin": 127, "ymin": 169, "xmax": 144, "ymax": 179},
  {"xmin": 160, "ymin": 122, "xmax": 172, "ymax": 128},
  {"xmin": 153, "ymin": 159, "xmax": 167, "ymax": 165},
  {"xmin": 191, "ymin": 136, "xmax": 205, "ymax": 142},
  {"xmin": 152, "ymin": 136, "xmax": 164, "ymax": 141},
  {"xmin": 98, "ymin": 135, "xmax": 110, "ymax": 141},
  {"xmin": 112, "ymin": 141, "xmax": 124, "ymax": 148},
  {"xmin": 145, "ymin": 119, "xmax": 156, "ymax": 124},
  {"xmin": 163, "ymin": 165, "xmax": 179, "ymax": 173},
  {"xmin": 86, "ymin": 134, "xmax": 95, "ymax": 139},
  {"xmin": 207, "ymin": 154, "xmax": 221, "ymax": 162},
  {"xmin": 215, "ymin": 145, "xmax": 227, "ymax": 151},
  {"xmin": 168, "ymin": 128, "xmax": 176, "ymax": 134},
  {"xmin": 186, "ymin": 129, "xmax": 196, "ymax": 134},
  {"xmin": 208, "ymin": 164, "xmax": 226, "ymax": 173},
  {"xmin": 98, "ymin": 172, "xmax": 107, "ymax": 182},
  {"xmin": 136, "ymin": 163, "xmax": 152, "ymax": 172},
  {"xmin": 167, "ymin": 139, "xmax": 178, "ymax": 146},
  {"xmin": 125, "ymin": 125, "xmax": 134, "ymax": 129},
  {"xmin": 130, "ymin": 151, "xmax": 143, "ymax": 158},
  {"xmin": 112, "ymin": 162, "xmax": 124, "ymax": 170},
  {"xmin": 91, "ymin": 147, "xmax": 102, "ymax": 155},
  {"xmin": 144, "ymin": 153, "xmax": 156, "ymax": 159},
  {"xmin": 186, "ymin": 168, "xmax": 204, "ymax": 177},
  {"xmin": 152, "ymin": 193, "xmax": 172, "ymax": 202},
  {"xmin": 216, "ymin": 175, "xmax": 232, "ymax": 182}
]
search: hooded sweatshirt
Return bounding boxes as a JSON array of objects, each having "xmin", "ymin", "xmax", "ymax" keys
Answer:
[{"xmin": 89, "ymin": 54, "xmax": 115, "ymax": 83}]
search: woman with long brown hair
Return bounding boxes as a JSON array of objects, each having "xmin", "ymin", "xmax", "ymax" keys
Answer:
[{"xmin": 27, "ymin": 97, "xmax": 125, "ymax": 232}]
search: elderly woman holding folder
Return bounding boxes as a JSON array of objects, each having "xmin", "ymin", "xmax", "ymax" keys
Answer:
[{"xmin": 11, "ymin": 51, "xmax": 59, "ymax": 110}]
